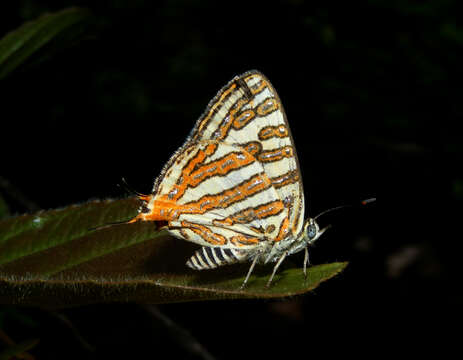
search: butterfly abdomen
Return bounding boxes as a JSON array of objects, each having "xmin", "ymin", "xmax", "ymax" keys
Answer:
[{"xmin": 186, "ymin": 247, "xmax": 247, "ymax": 270}]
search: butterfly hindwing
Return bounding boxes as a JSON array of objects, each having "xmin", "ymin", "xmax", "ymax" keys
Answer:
[{"xmin": 155, "ymin": 140, "xmax": 289, "ymax": 249}]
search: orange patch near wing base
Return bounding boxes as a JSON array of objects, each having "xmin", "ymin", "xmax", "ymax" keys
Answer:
[
  {"xmin": 130, "ymin": 172, "xmax": 273, "ymax": 225},
  {"xmin": 129, "ymin": 198, "xmax": 200, "ymax": 223}
]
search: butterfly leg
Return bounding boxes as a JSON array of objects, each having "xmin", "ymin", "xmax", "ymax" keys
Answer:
[
  {"xmin": 303, "ymin": 247, "xmax": 310, "ymax": 278},
  {"xmin": 266, "ymin": 251, "xmax": 288, "ymax": 287},
  {"xmin": 240, "ymin": 254, "xmax": 260, "ymax": 289}
]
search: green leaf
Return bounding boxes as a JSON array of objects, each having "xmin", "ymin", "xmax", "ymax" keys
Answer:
[
  {"xmin": 0, "ymin": 198, "xmax": 347, "ymax": 307},
  {"xmin": 0, "ymin": 7, "xmax": 92, "ymax": 79}
]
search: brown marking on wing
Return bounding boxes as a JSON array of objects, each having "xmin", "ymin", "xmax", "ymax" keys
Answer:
[
  {"xmin": 230, "ymin": 235, "xmax": 260, "ymax": 247},
  {"xmin": 196, "ymin": 82, "xmax": 237, "ymax": 135},
  {"xmin": 241, "ymin": 141, "xmax": 262, "ymax": 157},
  {"xmin": 258, "ymin": 124, "xmax": 289, "ymax": 141},
  {"xmin": 213, "ymin": 200, "xmax": 284, "ymax": 227},
  {"xmin": 270, "ymin": 170, "xmax": 300, "ymax": 189},
  {"xmin": 244, "ymin": 74, "xmax": 268, "ymax": 95},
  {"xmin": 188, "ymin": 150, "xmax": 256, "ymax": 187},
  {"xmin": 131, "ymin": 172, "xmax": 273, "ymax": 223},
  {"xmin": 213, "ymin": 98, "xmax": 248, "ymax": 141},
  {"xmin": 274, "ymin": 216, "xmax": 290, "ymax": 242},
  {"xmin": 181, "ymin": 220, "xmax": 227, "ymax": 245},
  {"xmin": 164, "ymin": 143, "xmax": 218, "ymax": 202},
  {"xmin": 184, "ymin": 172, "xmax": 272, "ymax": 214},
  {"xmin": 256, "ymin": 98, "xmax": 279, "ymax": 116},
  {"xmin": 258, "ymin": 146, "xmax": 294, "ymax": 163},
  {"xmin": 233, "ymin": 109, "xmax": 256, "ymax": 130}
]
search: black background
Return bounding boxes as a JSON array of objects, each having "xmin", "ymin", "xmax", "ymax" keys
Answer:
[{"xmin": 1, "ymin": 0, "xmax": 461, "ymax": 358}]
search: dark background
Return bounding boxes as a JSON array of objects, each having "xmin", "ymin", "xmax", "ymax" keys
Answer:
[{"xmin": 1, "ymin": 0, "xmax": 461, "ymax": 358}]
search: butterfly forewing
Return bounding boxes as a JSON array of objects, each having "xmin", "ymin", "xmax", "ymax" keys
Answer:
[
  {"xmin": 189, "ymin": 71, "xmax": 305, "ymax": 237},
  {"xmin": 148, "ymin": 70, "xmax": 305, "ymax": 252}
]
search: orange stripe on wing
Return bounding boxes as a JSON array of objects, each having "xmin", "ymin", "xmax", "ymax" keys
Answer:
[
  {"xmin": 258, "ymin": 146, "xmax": 294, "ymax": 163},
  {"xmin": 244, "ymin": 74, "xmax": 268, "ymax": 95},
  {"xmin": 256, "ymin": 98, "xmax": 279, "ymax": 116},
  {"xmin": 181, "ymin": 220, "xmax": 227, "ymax": 245},
  {"xmin": 184, "ymin": 172, "xmax": 272, "ymax": 213},
  {"xmin": 135, "ymin": 172, "xmax": 273, "ymax": 223},
  {"xmin": 230, "ymin": 235, "xmax": 260, "ymax": 247},
  {"xmin": 196, "ymin": 83, "xmax": 237, "ymax": 135},
  {"xmin": 258, "ymin": 125, "xmax": 289, "ymax": 141},
  {"xmin": 129, "ymin": 198, "xmax": 194, "ymax": 222},
  {"xmin": 233, "ymin": 109, "xmax": 256, "ymax": 130},
  {"xmin": 291, "ymin": 202, "xmax": 303, "ymax": 234},
  {"xmin": 270, "ymin": 170, "xmax": 300, "ymax": 189},
  {"xmin": 274, "ymin": 216, "xmax": 290, "ymax": 242},
  {"xmin": 241, "ymin": 141, "xmax": 262, "ymax": 157},
  {"xmin": 213, "ymin": 200, "xmax": 284, "ymax": 227},
  {"xmin": 213, "ymin": 98, "xmax": 248, "ymax": 141},
  {"xmin": 162, "ymin": 143, "xmax": 217, "ymax": 202},
  {"xmin": 188, "ymin": 150, "xmax": 256, "ymax": 187}
]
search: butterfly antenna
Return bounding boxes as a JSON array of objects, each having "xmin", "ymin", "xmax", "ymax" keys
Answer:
[
  {"xmin": 314, "ymin": 198, "xmax": 375, "ymax": 220},
  {"xmin": 119, "ymin": 177, "xmax": 148, "ymax": 197},
  {"xmin": 361, "ymin": 197, "xmax": 376, "ymax": 205},
  {"xmin": 89, "ymin": 179, "xmax": 153, "ymax": 232},
  {"xmin": 89, "ymin": 219, "xmax": 134, "ymax": 232}
]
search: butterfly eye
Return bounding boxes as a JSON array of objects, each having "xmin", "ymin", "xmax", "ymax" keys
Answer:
[{"xmin": 307, "ymin": 224, "xmax": 317, "ymax": 239}]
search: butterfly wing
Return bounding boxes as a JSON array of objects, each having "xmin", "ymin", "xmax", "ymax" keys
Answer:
[
  {"xmin": 188, "ymin": 70, "xmax": 305, "ymax": 237},
  {"xmin": 148, "ymin": 70, "xmax": 304, "ymax": 251},
  {"xmin": 154, "ymin": 141, "xmax": 289, "ymax": 249}
]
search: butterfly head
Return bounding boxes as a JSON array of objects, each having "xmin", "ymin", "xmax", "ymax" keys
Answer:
[
  {"xmin": 303, "ymin": 198, "xmax": 376, "ymax": 245},
  {"xmin": 303, "ymin": 218, "xmax": 329, "ymax": 246}
]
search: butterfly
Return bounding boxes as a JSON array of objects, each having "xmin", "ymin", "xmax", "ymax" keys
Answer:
[{"xmin": 129, "ymin": 70, "xmax": 330, "ymax": 288}]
